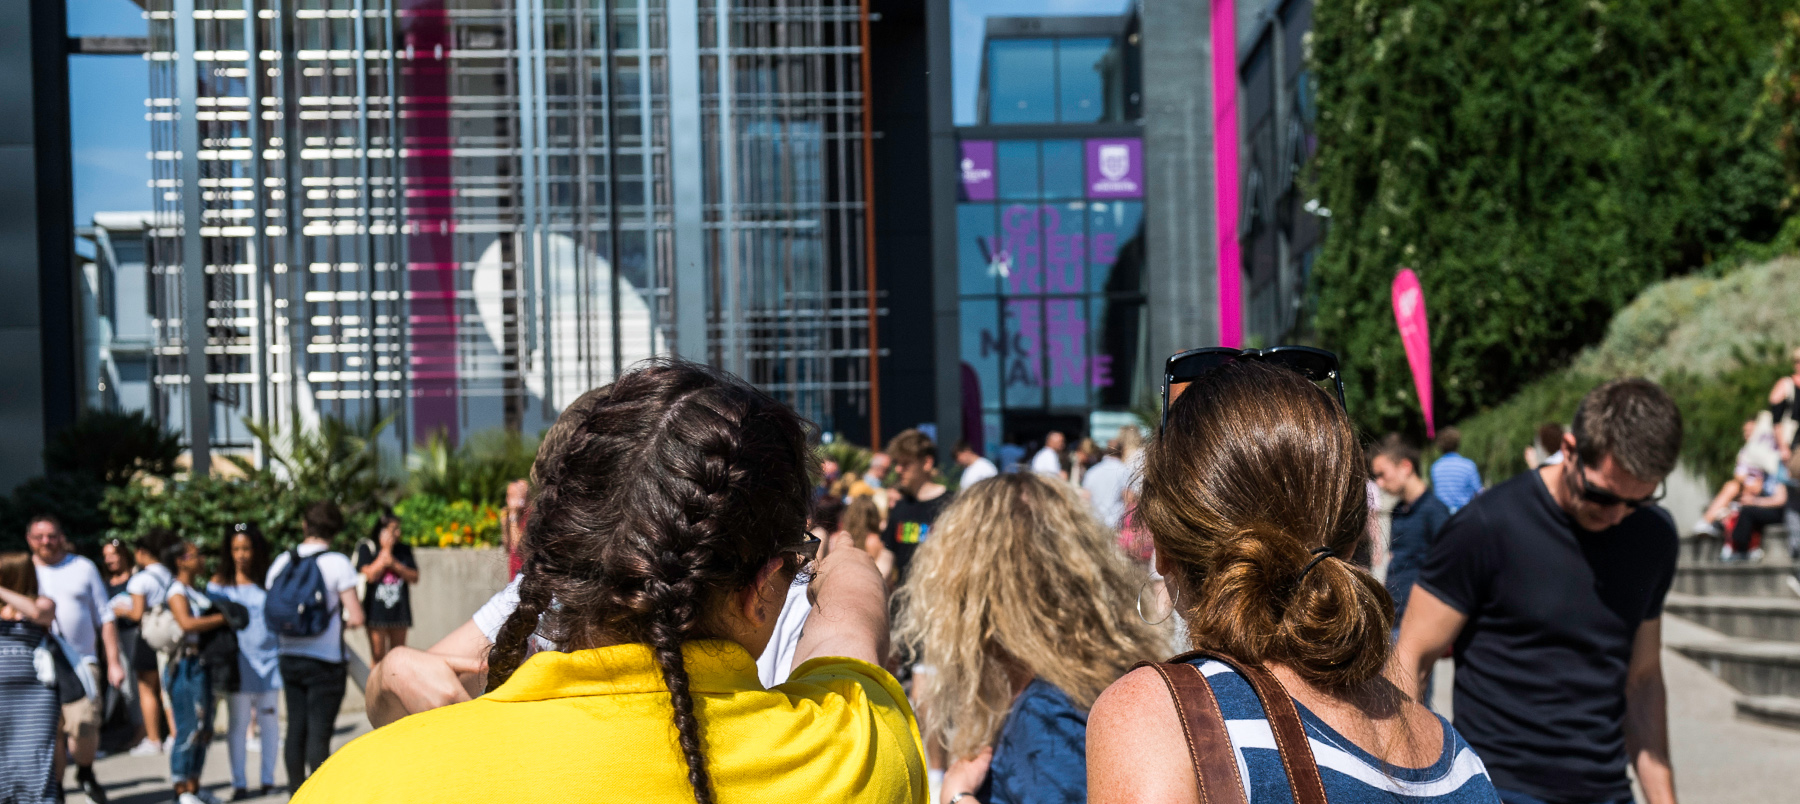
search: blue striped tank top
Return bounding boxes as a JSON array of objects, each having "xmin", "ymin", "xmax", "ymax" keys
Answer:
[{"xmin": 1182, "ymin": 657, "xmax": 1500, "ymax": 803}]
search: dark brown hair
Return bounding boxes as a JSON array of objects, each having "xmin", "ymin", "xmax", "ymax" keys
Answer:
[
  {"xmin": 302, "ymin": 501, "xmax": 345, "ymax": 543},
  {"xmin": 226, "ymin": 524, "xmax": 272, "ymax": 588},
  {"xmin": 485, "ymin": 359, "xmax": 814, "ymax": 804},
  {"xmin": 0, "ymin": 552, "xmax": 37, "ymax": 597},
  {"xmin": 886, "ymin": 428, "xmax": 935, "ymax": 466},
  {"xmin": 1433, "ymin": 427, "xmax": 1462, "ymax": 454},
  {"xmin": 1536, "ymin": 422, "xmax": 1565, "ymax": 456},
  {"xmin": 1369, "ymin": 433, "xmax": 1421, "ymax": 475},
  {"xmin": 1572, "ymin": 378, "xmax": 1683, "ymax": 481},
  {"xmin": 1140, "ymin": 361, "xmax": 1392, "ymax": 691}
]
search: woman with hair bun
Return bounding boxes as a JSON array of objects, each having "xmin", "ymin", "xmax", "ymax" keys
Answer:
[
  {"xmin": 1087, "ymin": 360, "xmax": 1499, "ymax": 803},
  {"xmin": 295, "ymin": 359, "xmax": 924, "ymax": 804}
]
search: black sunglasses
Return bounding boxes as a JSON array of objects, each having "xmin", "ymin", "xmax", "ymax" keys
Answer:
[
  {"xmin": 1161, "ymin": 346, "xmax": 1347, "ymax": 427},
  {"xmin": 1569, "ymin": 454, "xmax": 1664, "ymax": 510},
  {"xmin": 783, "ymin": 533, "xmax": 822, "ymax": 565}
]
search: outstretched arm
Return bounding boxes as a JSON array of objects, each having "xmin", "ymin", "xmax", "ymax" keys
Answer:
[
  {"xmin": 792, "ymin": 532, "xmax": 889, "ymax": 669},
  {"xmin": 365, "ymin": 617, "xmax": 492, "ymax": 728}
]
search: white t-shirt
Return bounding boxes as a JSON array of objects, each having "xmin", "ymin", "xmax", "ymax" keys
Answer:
[
  {"xmin": 126, "ymin": 563, "xmax": 174, "ymax": 611},
  {"xmin": 166, "ymin": 580, "xmax": 214, "ymax": 648},
  {"xmin": 266, "ymin": 542, "xmax": 359, "ymax": 663},
  {"xmin": 35, "ymin": 553, "xmax": 114, "ymax": 662},
  {"xmin": 473, "ymin": 576, "xmax": 813, "ymax": 688},
  {"xmin": 959, "ymin": 457, "xmax": 999, "ymax": 490},
  {"xmin": 1082, "ymin": 455, "xmax": 1131, "ymax": 530},
  {"xmin": 1031, "ymin": 446, "xmax": 1064, "ymax": 477}
]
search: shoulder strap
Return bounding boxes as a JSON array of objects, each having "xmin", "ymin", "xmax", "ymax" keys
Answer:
[
  {"xmin": 1132, "ymin": 659, "xmax": 1247, "ymax": 804},
  {"xmin": 1181, "ymin": 651, "xmax": 1329, "ymax": 804}
]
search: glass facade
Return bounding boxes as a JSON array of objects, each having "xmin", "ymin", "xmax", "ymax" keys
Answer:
[
  {"xmin": 1238, "ymin": 0, "xmax": 1321, "ymax": 346},
  {"xmin": 955, "ymin": 137, "xmax": 1145, "ymax": 458},
  {"xmin": 144, "ymin": 0, "xmax": 874, "ymax": 457},
  {"xmin": 982, "ymin": 36, "xmax": 1125, "ymax": 125}
]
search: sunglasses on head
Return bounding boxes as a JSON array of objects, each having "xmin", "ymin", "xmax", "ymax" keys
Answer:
[
  {"xmin": 1161, "ymin": 346, "xmax": 1347, "ymax": 427},
  {"xmin": 1569, "ymin": 454, "xmax": 1664, "ymax": 509}
]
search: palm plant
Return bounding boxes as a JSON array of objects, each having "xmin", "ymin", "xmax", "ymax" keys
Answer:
[
  {"xmin": 237, "ymin": 415, "xmax": 397, "ymax": 517},
  {"xmin": 405, "ymin": 428, "xmax": 537, "ymax": 507}
]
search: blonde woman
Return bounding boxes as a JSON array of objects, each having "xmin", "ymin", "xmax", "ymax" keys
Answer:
[{"xmin": 895, "ymin": 472, "xmax": 1164, "ymax": 804}]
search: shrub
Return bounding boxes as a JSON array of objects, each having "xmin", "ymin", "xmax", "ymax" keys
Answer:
[
  {"xmin": 393, "ymin": 493, "xmax": 502, "ymax": 549},
  {"xmin": 405, "ymin": 428, "xmax": 536, "ymax": 507},
  {"xmin": 101, "ymin": 471, "xmax": 308, "ymax": 555},
  {"xmin": 1311, "ymin": 0, "xmax": 1795, "ymax": 437}
]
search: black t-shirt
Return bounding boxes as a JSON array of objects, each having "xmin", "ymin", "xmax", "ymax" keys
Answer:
[
  {"xmin": 353, "ymin": 540, "xmax": 416, "ymax": 624},
  {"xmin": 881, "ymin": 489, "xmax": 953, "ymax": 580},
  {"xmin": 1418, "ymin": 469, "xmax": 1677, "ymax": 802}
]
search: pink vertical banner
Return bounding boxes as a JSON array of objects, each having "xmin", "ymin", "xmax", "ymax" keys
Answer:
[
  {"xmin": 1391, "ymin": 268, "xmax": 1435, "ymax": 437},
  {"xmin": 1211, "ymin": 0, "xmax": 1242, "ymax": 348}
]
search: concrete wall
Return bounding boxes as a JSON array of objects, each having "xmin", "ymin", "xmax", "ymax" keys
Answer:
[{"xmin": 1141, "ymin": 0, "xmax": 1219, "ymax": 361}]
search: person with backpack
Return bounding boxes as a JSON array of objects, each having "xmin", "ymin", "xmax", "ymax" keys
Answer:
[{"xmin": 265, "ymin": 502, "xmax": 364, "ymax": 787}]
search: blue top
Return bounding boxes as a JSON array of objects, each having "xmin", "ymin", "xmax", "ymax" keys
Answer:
[
  {"xmin": 977, "ymin": 679, "xmax": 1088, "ymax": 804},
  {"xmin": 1180, "ymin": 657, "xmax": 1500, "ymax": 803},
  {"xmin": 1387, "ymin": 488, "xmax": 1452, "ymax": 620},
  {"xmin": 1429, "ymin": 453, "xmax": 1483, "ymax": 512},
  {"xmin": 208, "ymin": 582, "xmax": 282, "ymax": 694}
]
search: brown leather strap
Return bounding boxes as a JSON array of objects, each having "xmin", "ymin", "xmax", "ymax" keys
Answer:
[
  {"xmin": 1133, "ymin": 660, "xmax": 1247, "ymax": 804},
  {"xmin": 1185, "ymin": 652, "xmax": 1330, "ymax": 804}
]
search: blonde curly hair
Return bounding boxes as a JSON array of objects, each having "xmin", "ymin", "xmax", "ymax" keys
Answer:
[{"xmin": 892, "ymin": 472, "xmax": 1165, "ymax": 759}]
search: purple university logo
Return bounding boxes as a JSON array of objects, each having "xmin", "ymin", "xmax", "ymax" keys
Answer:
[
  {"xmin": 1085, "ymin": 138, "xmax": 1143, "ymax": 199},
  {"xmin": 959, "ymin": 140, "xmax": 996, "ymax": 201}
]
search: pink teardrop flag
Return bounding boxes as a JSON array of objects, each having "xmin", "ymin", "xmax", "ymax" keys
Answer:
[{"xmin": 1391, "ymin": 268, "xmax": 1434, "ymax": 438}]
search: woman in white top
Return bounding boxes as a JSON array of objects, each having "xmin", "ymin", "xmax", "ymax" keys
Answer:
[
  {"xmin": 113, "ymin": 529, "xmax": 176, "ymax": 755},
  {"xmin": 164, "ymin": 540, "xmax": 226, "ymax": 804}
]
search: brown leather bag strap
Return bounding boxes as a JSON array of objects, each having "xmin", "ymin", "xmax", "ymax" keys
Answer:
[
  {"xmin": 1132, "ymin": 660, "xmax": 1248, "ymax": 804},
  {"xmin": 1198, "ymin": 653, "xmax": 1330, "ymax": 804}
]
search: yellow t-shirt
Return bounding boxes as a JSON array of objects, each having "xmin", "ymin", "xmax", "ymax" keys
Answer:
[{"xmin": 293, "ymin": 640, "xmax": 927, "ymax": 804}]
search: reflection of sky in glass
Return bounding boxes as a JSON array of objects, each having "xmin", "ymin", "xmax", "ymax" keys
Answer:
[
  {"xmin": 1057, "ymin": 38, "xmax": 1112, "ymax": 123},
  {"xmin": 954, "ymin": 0, "xmax": 1131, "ymax": 126},
  {"xmin": 988, "ymin": 40, "xmax": 1056, "ymax": 123},
  {"xmin": 69, "ymin": 0, "xmax": 152, "ymax": 249},
  {"xmin": 1041, "ymin": 140, "xmax": 1083, "ymax": 198}
]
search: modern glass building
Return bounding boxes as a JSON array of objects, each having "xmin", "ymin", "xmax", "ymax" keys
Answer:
[
  {"xmin": 952, "ymin": 13, "xmax": 1145, "ymax": 460},
  {"xmin": 143, "ymin": 0, "xmax": 877, "ymax": 465},
  {"xmin": 1237, "ymin": 0, "xmax": 1320, "ymax": 346}
]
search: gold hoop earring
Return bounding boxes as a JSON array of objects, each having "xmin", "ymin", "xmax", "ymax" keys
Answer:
[{"xmin": 1136, "ymin": 579, "xmax": 1173, "ymax": 626}]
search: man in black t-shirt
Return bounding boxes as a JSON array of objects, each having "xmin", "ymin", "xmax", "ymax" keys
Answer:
[
  {"xmin": 879, "ymin": 428, "xmax": 951, "ymax": 581},
  {"xmin": 1395, "ymin": 379, "xmax": 1683, "ymax": 804}
]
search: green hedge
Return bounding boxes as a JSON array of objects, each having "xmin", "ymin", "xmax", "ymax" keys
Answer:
[{"xmin": 1311, "ymin": 0, "xmax": 1795, "ymax": 437}]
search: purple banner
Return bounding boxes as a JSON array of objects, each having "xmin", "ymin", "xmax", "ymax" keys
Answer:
[
  {"xmin": 1085, "ymin": 138, "xmax": 1143, "ymax": 199},
  {"xmin": 959, "ymin": 140, "xmax": 996, "ymax": 201}
]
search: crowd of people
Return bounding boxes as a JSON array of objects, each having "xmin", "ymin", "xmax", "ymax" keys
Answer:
[
  {"xmin": 0, "ymin": 502, "xmax": 421, "ymax": 803},
  {"xmin": 1693, "ymin": 346, "xmax": 1800, "ymax": 564},
  {"xmin": 0, "ymin": 349, "xmax": 1703, "ymax": 804}
]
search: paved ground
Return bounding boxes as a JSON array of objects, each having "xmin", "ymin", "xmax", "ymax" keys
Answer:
[
  {"xmin": 70, "ymin": 713, "xmax": 369, "ymax": 804},
  {"xmin": 75, "ymin": 622, "xmax": 1799, "ymax": 804}
]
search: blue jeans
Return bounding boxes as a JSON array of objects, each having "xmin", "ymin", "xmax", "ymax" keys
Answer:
[
  {"xmin": 165, "ymin": 656, "xmax": 215, "ymax": 783},
  {"xmin": 1497, "ymin": 788, "xmax": 1634, "ymax": 804}
]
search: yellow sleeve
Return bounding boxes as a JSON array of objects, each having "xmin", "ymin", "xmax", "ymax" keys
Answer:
[{"xmin": 785, "ymin": 657, "xmax": 928, "ymax": 804}]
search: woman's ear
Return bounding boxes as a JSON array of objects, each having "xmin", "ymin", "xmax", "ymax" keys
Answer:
[{"xmin": 737, "ymin": 556, "xmax": 788, "ymax": 628}]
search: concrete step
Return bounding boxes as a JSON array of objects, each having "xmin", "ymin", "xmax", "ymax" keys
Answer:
[
  {"xmin": 1735, "ymin": 695, "xmax": 1800, "ymax": 729},
  {"xmin": 1664, "ymin": 593, "xmax": 1800, "ymax": 642},
  {"xmin": 1673, "ymin": 563, "xmax": 1799, "ymax": 598},
  {"xmin": 1680, "ymin": 525, "xmax": 1794, "ymax": 566},
  {"xmin": 1669, "ymin": 636, "xmax": 1800, "ymax": 697}
]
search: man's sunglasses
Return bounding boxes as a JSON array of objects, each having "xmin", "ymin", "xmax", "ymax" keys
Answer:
[
  {"xmin": 1570, "ymin": 455, "xmax": 1664, "ymax": 509},
  {"xmin": 1161, "ymin": 346, "xmax": 1347, "ymax": 427},
  {"xmin": 782, "ymin": 533, "xmax": 822, "ymax": 566}
]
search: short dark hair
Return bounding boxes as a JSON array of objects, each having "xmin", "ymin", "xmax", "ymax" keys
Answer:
[
  {"xmin": 302, "ymin": 501, "xmax": 346, "ymax": 542},
  {"xmin": 1434, "ymin": 427, "xmax": 1462, "ymax": 454},
  {"xmin": 133, "ymin": 527, "xmax": 176, "ymax": 561},
  {"xmin": 952, "ymin": 439, "xmax": 976, "ymax": 455},
  {"xmin": 1369, "ymin": 433, "xmax": 1421, "ymax": 475},
  {"xmin": 887, "ymin": 429, "xmax": 936, "ymax": 466},
  {"xmin": 1536, "ymin": 422, "xmax": 1565, "ymax": 455},
  {"xmin": 26, "ymin": 514, "xmax": 63, "ymax": 534},
  {"xmin": 1572, "ymin": 378, "xmax": 1683, "ymax": 482}
]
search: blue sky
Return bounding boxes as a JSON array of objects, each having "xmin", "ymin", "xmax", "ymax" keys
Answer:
[
  {"xmin": 68, "ymin": 0, "xmax": 152, "ymax": 256},
  {"xmin": 952, "ymin": 0, "xmax": 1132, "ymax": 125}
]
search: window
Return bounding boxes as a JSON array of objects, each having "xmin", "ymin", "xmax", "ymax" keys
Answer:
[{"xmin": 987, "ymin": 40, "xmax": 1057, "ymax": 124}]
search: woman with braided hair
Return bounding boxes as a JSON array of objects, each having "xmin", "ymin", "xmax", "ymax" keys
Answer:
[{"xmin": 297, "ymin": 360, "xmax": 923, "ymax": 804}]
